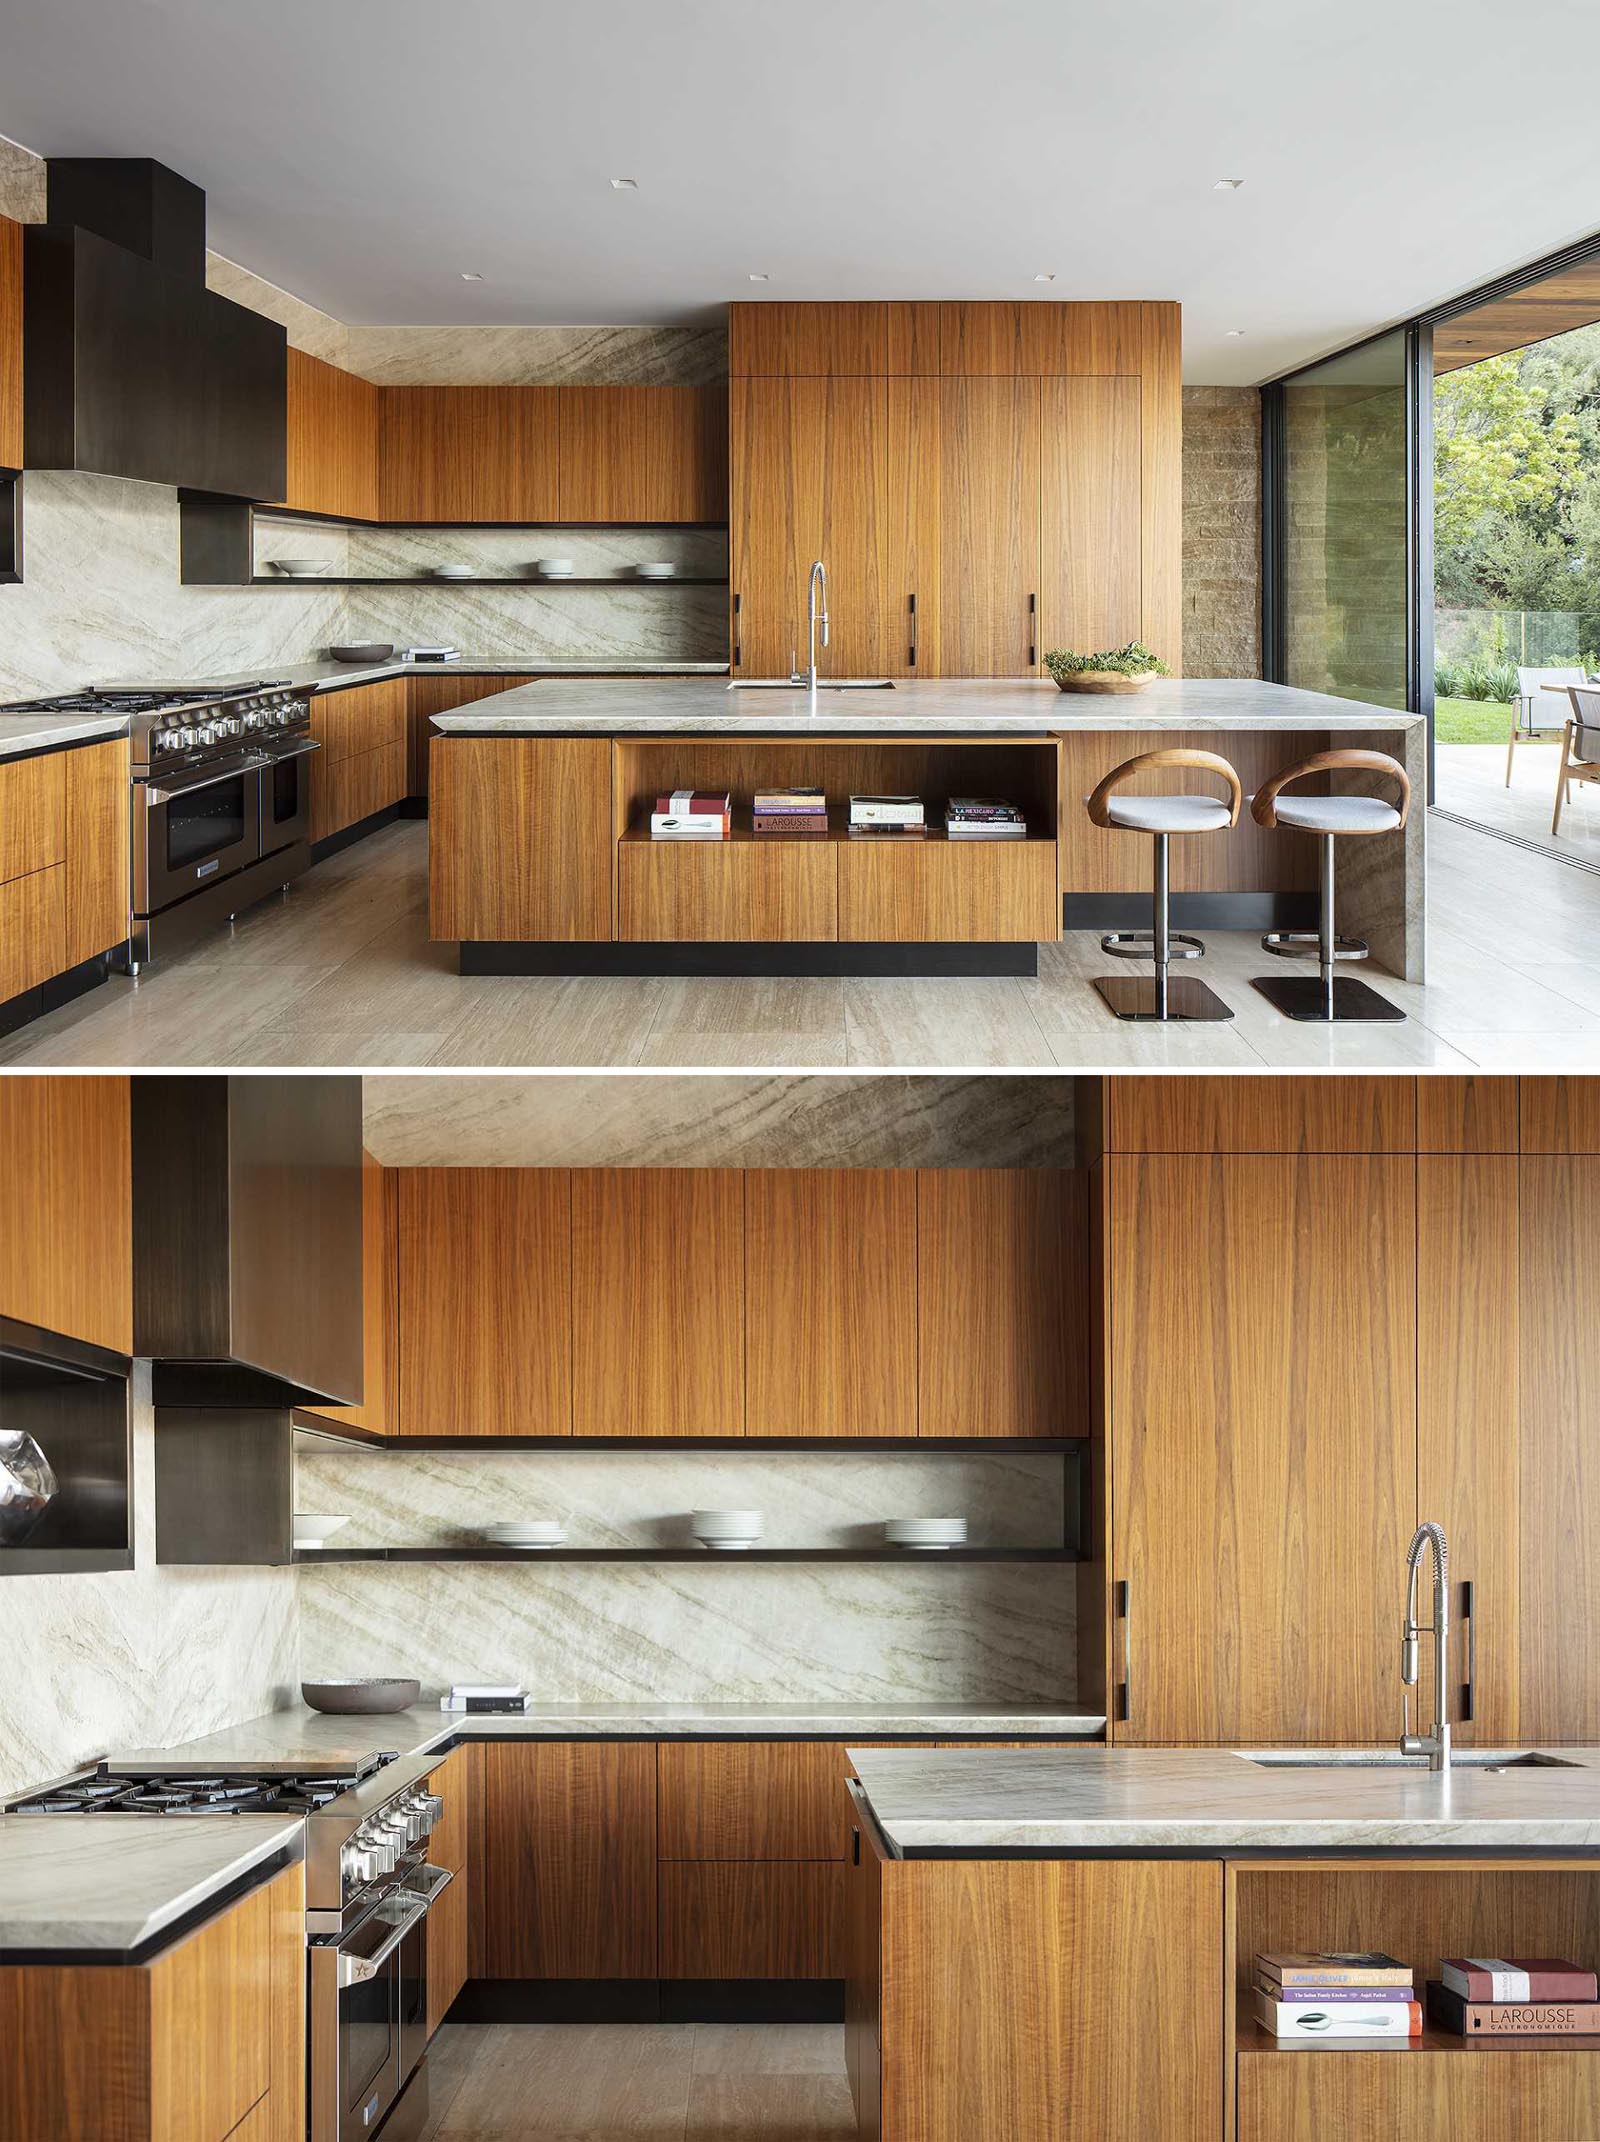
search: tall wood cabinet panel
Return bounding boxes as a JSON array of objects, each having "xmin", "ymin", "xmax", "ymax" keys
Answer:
[
  {"xmin": 1038, "ymin": 376, "xmax": 1142, "ymax": 656},
  {"xmin": 729, "ymin": 376, "xmax": 890, "ymax": 678},
  {"xmin": 558, "ymin": 385, "xmax": 727, "ymax": 521},
  {"xmin": 1521, "ymin": 1075, "xmax": 1600, "ymax": 1153},
  {"xmin": 64, "ymin": 738, "xmax": 130, "ymax": 965},
  {"xmin": 1109, "ymin": 1153, "xmax": 1416, "ymax": 1743},
  {"xmin": 394, "ymin": 1168, "xmax": 572, "ymax": 1436},
  {"xmin": 1416, "ymin": 1156, "xmax": 1520, "ymax": 1743},
  {"xmin": 299, "ymin": 1149, "xmax": 391, "ymax": 1435},
  {"xmin": 0, "ymin": 1075, "xmax": 131, "ymax": 1354},
  {"xmin": 571, "ymin": 1169, "xmax": 745, "ymax": 1436},
  {"xmin": 935, "ymin": 377, "xmax": 1039, "ymax": 676},
  {"xmin": 937, "ymin": 302, "xmax": 1029, "ymax": 376},
  {"xmin": 0, "ymin": 213, "xmax": 20, "ymax": 469},
  {"xmin": 1138, "ymin": 302, "xmax": 1184, "ymax": 673},
  {"xmin": 1417, "ymin": 1074, "xmax": 1520, "ymax": 1152},
  {"xmin": 886, "ymin": 376, "xmax": 941, "ymax": 674},
  {"xmin": 745, "ymin": 1170, "xmax": 917, "ymax": 1437},
  {"xmin": 379, "ymin": 386, "xmax": 560, "ymax": 521},
  {"xmin": 916, "ymin": 1169, "xmax": 1085, "ymax": 1439},
  {"xmin": 429, "ymin": 737, "xmax": 613, "ymax": 941},
  {"xmin": 280, "ymin": 349, "xmax": 379, "ymax": 521},
  {"xmin": 1104, "ymin": 1073, "xmax": 1417, "ymax": 1155},
  {"xmin": 1518, "ymin": 1158, "xmax": 1600, "ymax": 1740},
  {"xmin": 730, "ymin": 301, "xmax": 889, "ymax": 377},
  {"xmin": 473, "ymin": 1742, "xmax": 657, "ymax": 1977}
]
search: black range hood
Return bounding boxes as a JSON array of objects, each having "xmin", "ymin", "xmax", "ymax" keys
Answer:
[
  {"xmin": 133, "ymin": 1076, "xmax": 364, "ymax": 1408},
  {"xmin": 24, "ymin": 157, "xmax": 286, "ymax": 498}
]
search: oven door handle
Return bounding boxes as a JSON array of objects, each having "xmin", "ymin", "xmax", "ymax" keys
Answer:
[
  {"xmin": 143, "ymin": 754, "xmax": 268, "ymax": 805},
  {"xmin": 259, "ymin": 737, "xmax": 321, "ymax": 765},
  {"xmin": 335, "ymin": 1883, "xmax": 446, "ymax": 1988}
]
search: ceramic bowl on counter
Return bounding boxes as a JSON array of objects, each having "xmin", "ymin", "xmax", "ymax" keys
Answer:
[
  {"xmin": 691, "ymin": 1508, "xmax": 764, "ymax": 1550},
  {"xmin": 292, "ymin": 1513, "xmax": 350, "ymax": 1549},
  {"xmin": 328, "ymin": 643, "xmax": 396, "ymax": 664},
  {"xmin": 302, "ymin": 1678, "xmax": 421, "ymax": 1715}
]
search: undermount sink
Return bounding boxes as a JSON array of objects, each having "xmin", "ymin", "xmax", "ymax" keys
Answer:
[
  {"xmin": 727, "ymin": 679, "xmax": 895, "ymax": 690},
  {"xmin": 1239, "ymin": 1750, "xmax": 1582, "ymax": 1771}
]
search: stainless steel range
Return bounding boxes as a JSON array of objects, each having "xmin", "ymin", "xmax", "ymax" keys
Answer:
[
  {"xmin": 5, "ymin": 679, "xmax": 320, "ymax": 968},
  {"xmin": 10, "ymin": 1746, "xmax": 450, "ymax": 2142}
]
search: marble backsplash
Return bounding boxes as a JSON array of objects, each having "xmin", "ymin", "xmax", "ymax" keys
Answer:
[
  {"xmin": 0, "ymin": 1367, "xmax": 298, "ymax": 1800},
  {"xmin": 295, "ymin": 1445, "xmax": 1075, "ymax": 1705},
  {"xmin": 342, "ymin": 324, "xmax": 726, "ymax": 387}
]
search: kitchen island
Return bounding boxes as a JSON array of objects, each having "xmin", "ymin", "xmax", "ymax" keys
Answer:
[
  {"xmin": 427, "ymin": 676, "xmax": 1426, "ymax": 980},
  {"xmin": 846, "ymin": 1745, "xmax": 1600, "ymax": 2141}
]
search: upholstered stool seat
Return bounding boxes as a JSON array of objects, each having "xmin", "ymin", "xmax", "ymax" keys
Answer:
[
  {"xmin": 1084, "ymin": 748, "xmax": 1243, "ymax": 1023},
  {"xmin": 1250, "ymin": 748, "xmax": 1411, "ymax": 1022}
]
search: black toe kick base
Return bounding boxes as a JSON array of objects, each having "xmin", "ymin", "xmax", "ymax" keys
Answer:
[
  {"xmin": 1064, "ymin": 891, "xmax": 1318, "ymax": 934},
  {"xmin": 0, "ymin": 948, "xmax": 119, "ymax": 1040},
  {"xmin": 448, "ymin": 1979, "xmax": 845, "ymax": 2026},
  {"xmin": 459, "ymin": 941, "xmax": 1038, "ymax": 978}
]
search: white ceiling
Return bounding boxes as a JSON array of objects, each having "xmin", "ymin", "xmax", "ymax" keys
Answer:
[{"xmin": 2, "ymin": 0, "xmax": 1598, "ymax": 384}]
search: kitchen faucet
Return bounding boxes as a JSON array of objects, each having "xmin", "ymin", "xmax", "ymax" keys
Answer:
[
  {"xmin": 803, "ymin": 559, "xmax": 828, "ymax": 703},
  {"xmin": 1400, "ymin": 1521, "xmax": 1452, "ymax": 1773}
]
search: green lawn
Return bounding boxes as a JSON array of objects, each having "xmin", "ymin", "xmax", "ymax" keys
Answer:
[{"xmin": 1435, "ymin": 695, "xmax": 1513, "ymax": 744}]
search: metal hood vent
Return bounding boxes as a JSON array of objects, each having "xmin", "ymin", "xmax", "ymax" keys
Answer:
[
  {"xmin": 133, "ymin": 1076, "xmax": 364, "ymax": 1408},
  {"xmin": 24, "ymin": 158, "xmax": 286, "ymax": 498}
]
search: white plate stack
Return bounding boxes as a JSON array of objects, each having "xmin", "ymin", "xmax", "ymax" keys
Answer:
[
  {"xmin": 883, "ymin": 1518, "xmax": 968, "ymax": 1552},
  {"xmin": 483, "ymin": 1519, "xmax": 567, "ymax": 1550},
  {"xmin": 691, "ymin": 1509, "xmax": 764, "ymax": 1551}
]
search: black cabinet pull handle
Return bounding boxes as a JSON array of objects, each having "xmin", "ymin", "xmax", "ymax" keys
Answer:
[
  {"xmin": 852, "ymin": 1824, "xmax": 861, "ymax": 1865},
  {"xmin": 1028, "ymin": 591, "xmax": 1037, "ymax": 668},
  {"xmin": 1462, "ymin": 1578, "xmax": 1476, "ymax": 1723},
  {"xmin": 908, "ymin": 591, "xmax": 917, "ymax": 668},
  {"xmin": 1117, "ymin": 1577, "xmax": 1133, "ymax": 1726}
]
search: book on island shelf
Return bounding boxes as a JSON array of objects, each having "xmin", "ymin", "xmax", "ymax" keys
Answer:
[
  {"xmin": 754, "ymin": 788, "xmax": 830, "ymax": 834},
  {"xmin": 651, "ymin": 789, "xmax": 732, "ymax": 840},
  {"xmin": 1250, "ymin": 1972, "xmax": 1406, "ymax": 2005},
  {"xmin": 1428, "ymin": 1982, "xmax": 1600, "ymax": 2036},
  {"xmin": 1440, "ymin": 1957, "xmax": 1599, "ymax": 2003},
  {"xmin": 945, "ymin": 797, "xmax": 1028, "ymax": 840},
  {"xmin": 849, "ymin": 793, "xmax": 924, "ymax": 827},
  {"xmin": 1252, "ymin": 1989, "xmax": 1422, "ymax": 2040},
  {"xmin": 1256, "ymin": 1952, "xmax": 1414, "ymax": 1988}
]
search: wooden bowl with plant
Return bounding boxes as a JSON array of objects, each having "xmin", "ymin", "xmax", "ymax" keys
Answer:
[{"xmin": 1044, "ymin": 641, "xmax": 1171, "ymax": 694}]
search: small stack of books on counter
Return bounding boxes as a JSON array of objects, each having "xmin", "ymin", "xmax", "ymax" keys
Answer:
[
  {"xmin": 1252, "ymin": 1952, "xmax": 1421, "ymax": 2042},
  {"xmin": 651, "ymin": 789, "xmax": 731, "ymax": 840},
  {"xmin": 945, "ymin": 797, "xmax": 1027, "ymax": 840},
  {"xmin": 1428, "ymin": 1956, "xmax": 1600, "ymax": 2036},
  {"xmin": 849, "ymin": 794, "xmax": 924, "ymax": 838},
  {"xmin": 753, "ymin": 786, "xmax": 828, "ymax": 834},
  {"xmin": 441, "ymin": 1683, "xmax": 529, "ymax": 1715}
]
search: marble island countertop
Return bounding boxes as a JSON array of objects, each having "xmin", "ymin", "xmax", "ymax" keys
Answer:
[
  {"xmin": 0, "ymin": 1814, "xmax": 303, "ymax": 1957},
  {"xmin": 848, "ymin": 1745, "xmax": 1600, "ymax": 1855},
  {"xmin": 432, "ymin": 675, "xmax": 1428, "ymax": 737}
]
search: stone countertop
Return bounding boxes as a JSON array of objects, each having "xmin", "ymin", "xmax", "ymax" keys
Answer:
[
  {"xmin": 0, "ymin": 1815, "xmax": 303, "ymax": 1957},
  {"xmin": 431, "ymin": 675, "xmax": 1428, "ymax": 737},
  {"xmin": 848, "ymin": 1745, "xmax": 1600, "ymax": 1855},
  {"xmin": 106, "ymin": 1702, "xmax": 1107, "ymax": 1773},
  {"xmin": 0, "ymin": 709, "xmax": 129, "ymax": 762}
]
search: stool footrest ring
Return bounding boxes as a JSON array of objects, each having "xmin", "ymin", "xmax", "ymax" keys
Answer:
[
  {"xmin": 1260, "ymin": 930, "xmax": 1368, "ymax": 963},
  {"xmin": 1100, "ymin": 930, "xmax": 1205, "ymax": 962}
]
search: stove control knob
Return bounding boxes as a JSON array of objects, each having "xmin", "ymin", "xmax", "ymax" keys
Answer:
[
  {"xmin": 418, "ymin": 1793, "xmax": 444, "ymax": 1835},
  {"xmin": 217, "ymin": 716, "xmax": 243, "ymax": 739},
  {"xmin": 340, "ymin": 1840, "xmax": 365, "ymax": 1887},
  {"xmin": 193, "ymin": 724, "xmax": 218, "ymax": 746}
]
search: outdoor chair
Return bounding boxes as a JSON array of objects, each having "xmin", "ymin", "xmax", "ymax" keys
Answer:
[
  {"xmin": 1508, "ymin": 666, "xmax": 1586, "ymax": 785},
  {"xmin": 1553, "ymin": 687, "xmax": 1600, "ymax": 837}
]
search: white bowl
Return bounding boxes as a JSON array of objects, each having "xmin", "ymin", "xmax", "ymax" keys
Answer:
[
  {"xmin": 431, "ymin": 564, "xmax": 474, "ymax": 580},
  {"xmin": 293, "ymin": 1513, "xmax": 349, "ymax": 1546},
  {"xmin": 691, "ymin": 1508, "xmax": 763, "ymax": 1532},
  {"xmin": 884, "ymin": 1518, "xmax": 968, "ymax": 1549},
  {"xmin": 535, "ymin": 559, "xmax": 576, "ymax": 577},
  {"xmin": 634, "ymin": 562, "xmax": 677, "ymax": 579},
  {"xmin": 270, "ymin": 558, "xmax": 331, "ymax": 577}
]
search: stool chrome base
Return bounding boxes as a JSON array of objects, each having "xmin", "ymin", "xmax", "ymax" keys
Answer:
[
  {"xmin": 1094, "ymin": 975, "xmax": 1235, "ymax": 1022},
  {"xmin": 1100, "ymin": 929, "xmax": 1204, "ymax": 962},
  {"xmin": 1250, "ymin": 975, "xmax": 1405, "ymax": 1022}
]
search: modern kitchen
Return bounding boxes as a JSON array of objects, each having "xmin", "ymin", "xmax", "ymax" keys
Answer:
[{"xmin": 4, "ymin": 1068, "xmax": 1600, "ymax": 2142}]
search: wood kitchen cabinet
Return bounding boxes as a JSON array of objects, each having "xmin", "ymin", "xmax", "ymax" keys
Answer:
[
  {"xmin": 0, "ymin": 1862, "xmax": 303, "ymax": 2142},
  {"xmin": 0, "ymin": 738, "xmax": 128, "ymax": 1004},
  {"xmin": 1108, "ymin": 1152, "xmax": 1417, "ymax": 1743},
  {"xmin": 407, "ymin": 671, "xmax": 537, "ymax": 797},
  {"xmin": 571, "ymin": 1169, "xmax": 745, "ymax": 1436},
  {"xmin": 745, "ymin": 1169, "xmax": 918, "ymax": 1438},
  {"xmin": 1037, "ymin": 375, "xmax": 1142, "ymax": 656},
  {"xmin": 279, "ymin": 348, "xmax": 378, "ymax": 521},
  {"xmin": 558, "ymin": 384, "xmax": 727, "ymax": 522},
  {"xmin": 429, "ymin": 736, "xmax": 613, "ymax": 942},
  {"xmin": 929, "ymin": 376, "xmax": 1039, "ymax": 676},
  {"xmin": 1101, "ymin": 1072, "xmax": 1419, "ymax": 1155},
  {"xmin": 425, "ymin": 1745, "xmax": 471, "ymax": 2034},
  {"xmin": 916, "ymin": 1169, "xmax": 1085, "ymax": 1440},
  {"xmin": 471, "ymin": 1742, "xmax": 657, "ymax": 1978},
  {"xmin": 308, "ymin": 679, "xmax": 408, "ymax": 843},
  {"xmin": 64, "ymin": 738, "xmax": 130, "ymax": 967},
  {"xmin": 0, "ymin": 1074, "xmax": 131, "ymax": 1353},
  {"xmin": 379, "ymin": 386, "xmax": 560, "ymax": 522},
  {"xmin": 299, "ymin": 1148, "xmax": 392, "ymax": 1435},
  {"xmin": 0, "ymin": 213, "xmax": 20, "ymax": 469},
  {"xmin": 394, "ymin": 1168, "xmax": 572, "ymax": 1436}
]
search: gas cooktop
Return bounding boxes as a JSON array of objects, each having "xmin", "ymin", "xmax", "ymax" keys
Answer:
[
  {"xmin": 6, "ymin": 680, "xmax": 293, "ymax": 716},
  {"xmin": 10, "ymin": 1752, "xmax": 397, "ymax": 1817}
]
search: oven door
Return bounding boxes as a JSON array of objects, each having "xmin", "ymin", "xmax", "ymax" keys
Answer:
[
  {"xmin": 311, "ymin": 1872, "xmax": 450, "ymax": 2142},
  {"xmin": 134, "ymin": 755, "xmax": 263, "ymax": 916},
  {"xmin": 259, "ymin": 736, "xmax": 320, "ymax": 857}
]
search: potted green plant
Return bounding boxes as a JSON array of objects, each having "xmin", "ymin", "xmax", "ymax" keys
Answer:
[{"xmin": 1043, "ymin": 640, "xmax": 1171, "ymax": 694}]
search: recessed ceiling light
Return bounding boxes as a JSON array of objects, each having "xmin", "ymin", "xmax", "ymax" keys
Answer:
[
  {"xmin": 1224, "ymin": 328, "xmax": 1245, "ymax": 337},
  {"xmin": 459, "ymin": 271, "xmax": 484, "ymax": 282},
  {"xmin": 610, "ymin": 177, "xmax": 638, "ymax": 191},
  {"xmin": 748, "ymin": 273, "xmax": 770, "ymax": 283},
  {"xmin": 1213, "ymin": 177, "xmax": 1245, "ymax": 190},
  {"xmin": 1033, "ymin": 273, "xmax": 1056, "ymax": 284}
]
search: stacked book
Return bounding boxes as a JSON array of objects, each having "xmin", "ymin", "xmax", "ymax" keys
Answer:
[
  {"xmin": 1428, "ymin": 1956, "xmax": 1600, "ymax": 2037},
  {"xmin": 945, "ymin": 796, "xmax": 1027, "ymax": 841},
  {"xmin": 753, "ymin": 786, "xmax": 828, "ymax": 835},
  {"xmin": 1252, "ymin": 1952, "xmax": 1421, "ymax": 2042},
  {"xmin": 440, "ymin": 1682, "xmax": 528, "ymax": 1715},
  {"xmin": 849, "ymin": 793, "xmax": 924, "ymax": 839},
  {"xmin": 651, "ymin": 789, "xmax": 731, "ymax": 840}
]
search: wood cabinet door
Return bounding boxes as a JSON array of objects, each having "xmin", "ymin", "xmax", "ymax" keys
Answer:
[
  {"xmin": 730, "ymin": 302, "xmax": 889, "ymax": 377},
  {"xmin": 1519, "ymin": 1158, "xmax": 1600, "ymax": 1740},
  {"xmin": 282, "ymin": 348, "xmax": 378, "ymax": 520},
  {"xmin": 425, "ymin": 1747, "xmax": 470, "ymax": 2035},
  {"xmin": 64, "ymin": 739, "xmax": 129, "ymax": 966},
  {"xmin": 380, "ymin": 386, "xmax": 559, "ymax": 520},
  {"xmin": 729, "ymin": 376, "xmax": 890, "ymax": 678},
  {"xmin": 1106, "ymin": 1075, "xmax": 1418, "ymax": 1154},
  {"xmin": 429, "ymin": 737, "xmax": 613, "ymax": 942},
  {"xmin": 659, "ymin": 1863, "xmax": 846, "ymax": 1979},
  {"xmin": 0, "ymin": 1075, "xmax": 131, "ymax": 1353},
  {"xmin": 149, "ymin": 1874, "xmax": 278, "ymax": 2142},
  {"xmin": 0, "ymin": 213, "xmax": 19, "ymax": 469},
  {"xmin": 558, "ymin": 385, "xmax": 727, "ymax": 521},
  {"xmin": 0, "ymin": 752, "xmax": 65, "ymax": 884},
  {"xmin": 1522, "ymin": 1075, "xmax": 1600, "ymax": 1153},
  {"xmin": 658, "ymin": 1741, "xmax": 851, "ymax": 1859},
  {"xmin": 571, "ymin": 1169, "xmax": 745, "ymax": 1436},
  {"xmin": 309, "ymin": 680, "xmax": 408, "ymax": 763},
  {"xmin": 394, "ymin": 1169, "xmax": 572, "ymax": 1435},
  {"xmin": 474, "ymin": 1742, "xmax": 657, "ymax": 1977},
  {"xmin": 935, "ymin": 377, "xmax": 1039, "ymax": 675},
  {"xmin": 886, "ymin": 377, "xmax": 941, "ymax": 677},
  {"xmin": 1109, "ymin": 1154, "xmax": 1417, "ymax": 1744},
  {"xmin": 299, "ymin": 1150, "xmax": 391, "ymax": 1435},
  {"xmin": 1038, "ymin": 376, "xmax": 1143, "ymax": 658},
  {"xmin": 917, "ymin": 1170, "xmax": 1086, "ymax": 1439},
  {"xmin": 745, "ymin": 1169, "xmax": 917, "ymax": 1438}
]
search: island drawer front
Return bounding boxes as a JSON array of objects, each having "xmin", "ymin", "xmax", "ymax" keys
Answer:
[
  {"xmin": 310, "ymin": 679, "xmax": 409, "ymax": 763},
  {"xmin": 0, "ymin": 751, "xmax": 66, "ymax": 884},
  {"xmin": 430, "ymin": 737, "xmax": 614, "ymax": 942},
  {"xmin": 0, "ymin": 864, "xmax": 67, "ymax": 1002},
  {"xmin": 837, "ymin": 838, "xmax": 1057, "ymax": 942},
  {"xmin": 659, "ymin": 1861, "xmax": 847, "ymax": 1979},
  {"xmin": 619, "ymin": 838, "xmax": 838, "ymax": 942},
  {"xmin": 1237, "ymin": 2049, "xmax": 1600, "ymax": 2140},
  {"xmin": 659, "ymin": 1742, "xmax": 853, "ymax": 1860}
]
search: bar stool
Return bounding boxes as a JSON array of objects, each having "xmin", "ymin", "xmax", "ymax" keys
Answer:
[
  {"xmin": 1249, "ymin": 748, "xmax": 1410, "ymax": 1021},
  {"xmin": 1085, "ymin": 749, "xmax": 1242, "ymax": 1022}
]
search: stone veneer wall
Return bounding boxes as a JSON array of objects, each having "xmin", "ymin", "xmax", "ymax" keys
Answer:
[
  {"xmin": 0, "ymin": 1367, "xmax": 298, "ymax": 1800},
  {"xmin": 1182, "ymin": 386, "xmax": 1262, "ymax": 678}
]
